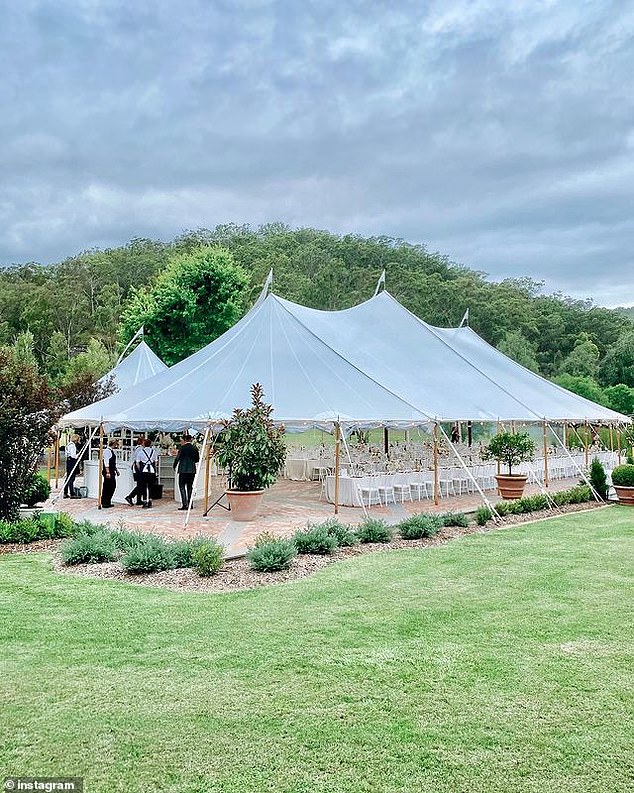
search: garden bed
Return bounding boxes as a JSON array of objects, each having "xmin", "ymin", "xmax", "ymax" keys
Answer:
[{"xmin": 48, "ymin": 500, "xmax": 608, "ymax": 594}]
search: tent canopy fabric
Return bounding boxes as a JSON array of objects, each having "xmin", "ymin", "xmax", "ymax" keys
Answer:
[
  {"xmin": 99, "ymin": 340, "xmax": 168, "ymax": 392},
  {"xmin": 61, "ymin": 291, "xmax": 630, "ymax": 431}
]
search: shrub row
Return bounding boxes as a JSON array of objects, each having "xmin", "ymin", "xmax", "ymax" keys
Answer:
[
  {"xmin": 0, "ymin": 511, "xmax": 75, "ymax": 544},
  {"xmin": 60, "ymin": 523, "xmax": 224, "ymax": 576},
  {"xmin": 475, "ymin": 484, "xmax": 593, "ymax": 525}
]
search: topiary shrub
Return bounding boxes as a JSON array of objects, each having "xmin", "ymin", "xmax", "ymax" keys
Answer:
[
  {"xmin": 475, "ymin": 506, "xmax": 493, "ymax": 525},
  {"xmin": 192, "ymin": 540, "xmax": 224, "ymax": 577},
  {"xmin": 399, "ymin": 514, "xmax": 444, "ymax": 540},
  {"xmin": 293, "ymin": 526, "xmax": 338, "ymax": 555},
  {"xmin": 612, "ymin": 464, "xmax": 634, "ymax": 488},
  {"xmin": 589, "ymin": 457, "xmax": 609, "ymax": 500},
  {"xmin": 61, "ymin": 531, "xmax": 117, "ymax": 565},
  {"xmin": 441, "ymin": 511, "xmax": 469, "ymax": 528},
  {"xmin": 21, "ymin": 472, "xmax": 51, "ymax": 507},
  {"xmin": 317, "ymin": 518, "xmax": 358, "ymax": 547},
  {"xmin": 247, "ymin": 539, "xmax": 297, "ymax": 572},
  {"xmin": 355, "ymin": 518, "xmax": 393, "ymax": 544},
  {"xmin": 121, "ymin": 534, "xmax": 174, "ymax": 574}
]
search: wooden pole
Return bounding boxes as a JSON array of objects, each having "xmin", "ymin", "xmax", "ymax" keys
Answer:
[
  {"xmin": 54, "ymin": 430, "xmax": 60, "ymax": 488},
  {"xmin": 542, "ymin": 421, "xmax": 549, "ymax": 488},
  {"xmin": 618, "ymin": 428, "xmax": 622, "ymax": 465},
  {"xmin": 563, "ymin": 422, "xmax": 568, "ymax": 450},
  {"xmin": 609, "ymin": 424, "xmax": 614, "ymax": 453},
  {"xmin": 383, "ymin": 427, "xmax": 389, "ymax": 456},
  {"xmin": 47, "ymin": 442, "xmax": 52, "ymax": 487},
  {"xmin": 334, "ymin": 423, "xmax": 341, "ymax": 515},
  {"xmin": 433, "ymin": 422, "xmax": 439, "ymax": 506},
  {"xmin": 203, "ymin": 434, "xmax": 212, "ymax": 515},
  {"xmin": 496, "ymin": 421, "xmax": 501, "ymax": 477},
  {"xmin": 97, "ymin": 423, "xmax": 104, "ymax": 510},
  {"xmin": 584, "ymin": 422, "xmax": 589, "ymax": 469}
]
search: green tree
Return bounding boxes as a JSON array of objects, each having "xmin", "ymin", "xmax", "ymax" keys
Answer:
[
  {"xmin": 553, "ymin": 374, "xmax": 605, "ymax": 404},
  {"xmin": 599, "ymin": 331, "xmax": 634, "ymax": 387},
  {"xmin": 497, "ymin": 330, "xmax": 540, "ymax": 372},
  {"xmin": 0, "ymin": 346, "xmax": 56, "ymax": 521},
  {"xmin": 62, "ymin": 338, "xmax": 114, "ymax": 385},
  {"xmin": 603, "ymin": 384, "xmax": 634, "ymax": 416},
  {"xmin": 12, "ymin": 330, "xmax": 39, "ymax": 369},
  {"xmin": 120, "ymin": 246, "xmax": 248, "ymax": 365},
  {"xmin": 560, "ymin": 332, "xmax": 600, "ymax": 378}
]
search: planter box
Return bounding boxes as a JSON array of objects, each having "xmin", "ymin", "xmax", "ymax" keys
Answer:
[
  {"xmin": 614, "ymin": 485, "xmax": 634, "ymax": 505},
  {"xmin": 226, "ymin": 489, "xmax": 265, "ymax": 521},
  {"xmin": 495, "ymin": 474, "xmax": 528, "ymax": 500}
]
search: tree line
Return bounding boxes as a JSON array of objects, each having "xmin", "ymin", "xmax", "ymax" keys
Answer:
[{"xmin": 1, "ymin": 223, "xmax": 633, "ymax": 414}]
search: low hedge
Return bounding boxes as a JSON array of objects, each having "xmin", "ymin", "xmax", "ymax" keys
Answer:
[
  {"xmin": 355, "ymin": 518, "xmax": 393, "ymax": 544},
  {"xmin": 247, "ymin": 539, "xmax": 297, "ymax": 572},
  {"xmin": 0, "ymin": 512, "xmax": 77, "ymax": 544},
  {"xmin": 61, "ymin": 531, "xmax": 117, "ymax": 565},
  {"xmin": 293, "ymin": 526, "xmax": 338, "ymax": 555},
  {"xmin": 192, "ymin": 540, "xmax": 224, "ymax": 577},
  {"xmin": 477, "ymin": 484, "xmax": 593, "ymax": 525}
]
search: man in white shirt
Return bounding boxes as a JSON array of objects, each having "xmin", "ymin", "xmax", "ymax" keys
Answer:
[
  {"xmin": 138, "ymin": 438, "xmax": 159, "ymax": 509},
  {"xmin": 63, "ymin": 433, "xmax": 80, "ymax": 498}
]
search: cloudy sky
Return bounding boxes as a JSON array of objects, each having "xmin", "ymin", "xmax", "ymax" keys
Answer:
[{"xmin": 1, "ymin": 0, "xmax": 633, "ymax": 305}]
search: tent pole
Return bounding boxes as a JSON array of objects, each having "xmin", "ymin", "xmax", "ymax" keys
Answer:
[
  {"xmin": 340, "ymin": 427, "xmax": 369, "ymax": 517},
  {"xmin": 584, "ymin": 422, "xmax": 590, "ymax": 469},
  {"xmin": 97, "ymin": 423, "xmax": 104, "ymax": 510},
  {"xmin": 609, "ymin": 424, "xmax": 614, "ymax": 453},
  {"xmin": 495, "ymin": 421, "xmax": 501, "ymax": 477},
  {"xmin": 563, "ymin": 421, "xmax": 568, "ymax": 449},
  {"xmin": 383, "ymin": 427, "xmax": 389, "ymax": 456},
  {"xmin": 618, "ymin": 428, "xmax": 622, "ymax": 465},
  {"xmin": 542, "ymin": 421, "xmax": 549, "ymax": 488},
  {"xmin": 334, "ymin": 423, "xmax": 341, "ymax": 515},
  {"xmin": 433, "ymin": 422, "xmax": 439, "ymax": 506},
  {"xmin": 203, "ymin": 435, "xmax": 212, "ymax": 515},
  {"xmin": 47, "ymin": 442, "xmax": 52, "ymax": 488},
  {"xmin": 185, "ymin": 426, "xmax": 210, "ymax": 528},
  {"xmin": 54, "ymin": 430, "xmax": 60, "ymax": 489}
]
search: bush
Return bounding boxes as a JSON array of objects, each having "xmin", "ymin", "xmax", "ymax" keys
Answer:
[
  {"xmin": 121, "ymin": 534, "xmax": 174, "ymax": 574},
  {"xmin": 317, "ymin": 518, "xmax": 358, "ymax": 547},
  {"xmin": 355, "ymin": 518, "xmax": 393, "ymax": 544},
  {"xmin": 0, "ymin": 517, "xmax": 41, "ymax": 543},
  {"xmin": 441, "ymin": 511, "xmax": 469, "ymax": 528},
  {"xmin": 192, "ymin": 540, "xmax": 224, "ymax": 577},
  {"xmin": 399, "ymin": 514, "xmax": 444, "ymax": 540},
  {"xmin": 21, "ymin": 472, "xmax": 51, "ymax": 507},
  {"xmin": 61, "ymin": 531, "xmax": 117, "ymax": 565},
  {"xmin": 70, "ymin": 518, "xmax": 109, "ymax": 537},
  {"xmin": 475, "ymin": 506, "xmax": 493, "ymax": 525},
  {"xmin": 612, "ymin": 464, "xmax": 634, "ymax": 488},
  {"xmin": 169, "ymin": 536, "xmax": 210, "ymax": 568},
  {"xmin": 247, "ymin": 539, "xmax": 297, "ymax": 572},
  {"xmin": 54, "ymin": 512, "xmax": 75, "ymax": 538},
  {"xmin": 293, "ymin": 526, "xmax": 338, "ymax": 555},
  {"xmin": 516, "ymin": 493, "xmax": 549, "ymax": 513},
  {"xmin": 253, "ymin": 531, "xmax": 277, "ymax": 547},
  {"xmin": 589, "ymin": 457, "xmax": 609, "ymax": 500},
  {"xmin": 109, "ymin": 528, "xmax": 146, "ymax": 553}
]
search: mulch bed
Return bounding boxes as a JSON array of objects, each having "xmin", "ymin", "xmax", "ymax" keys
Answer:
[{"xmin": 1, "ymin": 501, "xmax": 609, "ymax": 594}]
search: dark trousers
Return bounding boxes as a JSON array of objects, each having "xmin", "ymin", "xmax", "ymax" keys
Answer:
[
  {"xmin": 64, "ymin": 458, "xmax": 77, "ymax": 497},
  {"xmin": 179, "ymin": 472, "xmax": 195, "ymax": 507},
  {"xmin": 142, "ymin": 472, "xmax": 157, "ymax": 504},
  {"xmin": 102, "ymin": 473, "xmax": 116, "ymax": 506},
  {"xmin": 126, "ymin": 473, "xmax": 144, "ymax": 504}
]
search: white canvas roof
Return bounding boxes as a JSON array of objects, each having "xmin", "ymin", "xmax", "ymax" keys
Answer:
[
  {"xmin": 61, "ymin": 291, "xmax": 630, "ymax": 430},
  {"xmin": 100, "ymin": 340, "xmax": 168, "ymax": 391}
]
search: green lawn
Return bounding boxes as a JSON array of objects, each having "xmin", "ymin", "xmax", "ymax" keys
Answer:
[{"xmin": 1, "ymin": 508, "xmax": 634, "ymax": 793}]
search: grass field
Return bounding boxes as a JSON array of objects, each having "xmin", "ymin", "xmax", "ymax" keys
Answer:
[{"xmin": 1, "ymin": 507, "xmax": 634, "ymax": 792}]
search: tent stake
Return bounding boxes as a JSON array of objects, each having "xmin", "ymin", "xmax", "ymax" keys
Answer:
[
  {"xmin": 433, "ymin": 422, "xmax": 439, "ymax": 506},
  {"xmin": 97, "ymin": 423, "xmax": 104, "ymax": 510},
  {"xmin": 542, "ymin": 421, "xmax": 549, "ymax": 488},
  {"xmin": 334, "ymin": 423, "xmax": 341, "ymax": 515}
]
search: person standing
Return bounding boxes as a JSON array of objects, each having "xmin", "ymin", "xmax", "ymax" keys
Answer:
[
  {"xmin": 173, "ymin": 434, "xmax": 200, "ymax": 511},
  {"xmin": 101, "ymin": 439, "xmax": 119, "ymax": 508},
  {"xmin": 139, "ymin": 438, "xmax": 159, "ymax": 509},
  {"xmin": 125, "ymin": 435, "xmax": 146, "ymax": 506},
  {"xmin": 63, "ymin": 434, "xmax": 80, "ymax": 498}
]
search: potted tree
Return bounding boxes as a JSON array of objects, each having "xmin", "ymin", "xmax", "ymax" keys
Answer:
[
  {"xmin": 215, "ymin": 383, "xmax": 287, "ymax": 521},
  {"xmin": 481, "ymin": 430, "xmax": 536, "ymax": 499},
  {"xmin": 611, "ymin": 463, "xmax": 634, "ymax": 505}
]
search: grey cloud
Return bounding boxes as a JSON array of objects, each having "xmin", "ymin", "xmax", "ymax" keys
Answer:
[{"xmin": 0, "ymin": 0, "xmax": 633, "ymax": 305}]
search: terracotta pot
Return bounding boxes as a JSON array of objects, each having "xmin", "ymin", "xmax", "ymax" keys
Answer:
[
  {"xmin": 614, "ymin": 485, "xmax": 634, "ymax": 505},
  {"xmin": 226, "ymin": 489, "xmax": 265, "ymax": 521},
  {"xmin": 495, "ymin": 473, "xmax": 528, "ymax": 500}
]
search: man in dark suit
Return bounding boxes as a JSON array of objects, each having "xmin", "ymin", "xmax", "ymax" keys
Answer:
[
  {"xmin": 101, "ymin": 439, "xmax": 119, "ymax": 508},
  {"xmin": 173, "ymin": 434, "xmax": 200, "ymax": 511}
]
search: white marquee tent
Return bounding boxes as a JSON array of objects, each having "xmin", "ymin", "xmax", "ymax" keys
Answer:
[
  {"xmin": 99, "ymin": 339, "xmax": 168, "ymax": 392},
  {"xmin": 60, "ymin": 291, "xmax": 630, "ymax": 432}
]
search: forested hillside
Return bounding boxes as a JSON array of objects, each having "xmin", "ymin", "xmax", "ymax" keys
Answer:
[{"xmin": 1, "ymin": 224, "xmax": 633, "ymax": 414}]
